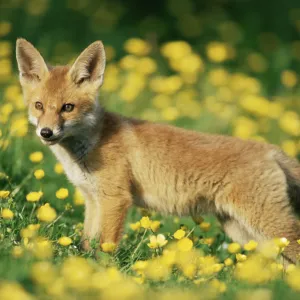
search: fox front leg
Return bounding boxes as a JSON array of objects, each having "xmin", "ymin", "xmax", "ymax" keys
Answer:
[{"xmin": 98, "ymin": 195, "xmax": 132, "ymax": 250}]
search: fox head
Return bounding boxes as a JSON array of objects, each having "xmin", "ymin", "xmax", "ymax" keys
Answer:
[{"xmin": 16, "ymin": 39, "xmax": 106, "ymax": 145}]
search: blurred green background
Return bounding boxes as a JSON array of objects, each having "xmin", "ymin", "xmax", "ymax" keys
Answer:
[
  {"xmin": 0, "ymin": 1, "xmax": 300, "ymax": 299},
  {"xmin": 0, "ymin": 0, "xmax": 300, "ymax": 155}
]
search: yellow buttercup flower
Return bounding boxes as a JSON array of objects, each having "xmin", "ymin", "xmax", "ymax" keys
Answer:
[
  {"xmin": 136, "ymin": 57, "xmax": 157, "ymax": 74},
  {"xmin": 101, "ymin": 242, "xmax": 116, "ymax": 253},
  {"xmin": 173, "ymin": 229, "xmax": 185, "ymax": 240},
  {"xmin": 224, "ymin": 258, "xmax": 234, "ymax": 266},
  {"xmin": 199, "ymin": 222, "xmax": 211, "ymax": 232},
  {"xmin": 54, "ymin": 162, "xmax": 64, "ymax": 174},
  {"xmin": 37, "ymin": 203, "xmax": 57, "ymax": 222},
  {"xmin": 58, "ymin": 237, "xmax": 72, "ymax": 246},
  {"xmin": 0, "ymin": 282, "xmax": 33, "ymax": 300},
  {"xmin": 34, "ymin": 169, "xmax": 45, "ymax": 180},
  {"xmin": 150, "ymin": 220, "xmax": 161, "ymax": 232},
  {"xmin": 208, "ymin": 68, "xmax": 229, "ymax": 86},
  {"xmin": 0, "ymin": 41, "xmax": 12, "ymax": 57},
  {"xmin": 26, "ymin": 191, "xmax": 43, "ymax": 202},
  {"xmin": 12, "ymin": 246, "xmax": 23, "ymax": 258},
  {"xmin": 206, "ymin": 41, "xmax": 230, "ymax": 62},
  {"xmin": 274, "ymin": 237, "xmax": 290, "ymax": 248},
  {"xmin": 1, "ymin": 208, "xmax": 13, "ymax": 219},
  {"xmin": 244, "ymin": 240, "xmax": 258, "ymax": 251},
  {"xmin": 0, "ymin": 191, "xmax": 10, "ymax": 199},
  {"xmin": 161, "ymin": 41, "xmax": 192, "ymax": 60},
  {"xmin": 132, "ymin": 260, "xmax": 148, "ymax": 272},
  {"xmin": 200, "ymin": 237, "xmax": 215, "ymax": 246},
  {"xmin": 182, "ymin": 264, "xmax": 197, "ymax": 279},
  {"xmin": 161, "ymin": 107, "xmax": 179, "ymax": 121},
  {"xmin": 235, "ymin": 254, "xmax": 277, "ymax": 284},
  {"xmin": 282, "ymin": 140, "xmax": 298, "ymax": 157},
  {"xmin": 29, "ymin": 151, "xmax": 43, "ymax": 163},
  {"xmin": 124, "ymin": 38, "xmax": 151, "ymax": 56},
  {"xmin": 177, "ymin": 237, "xmax": 193, "ymax": 252},
  {"xmin": 31, "ymin": 237, "xmax": 53, "ymax": 259},
  {"xmin": 279, "ymin": 111, "xmax": 300, "ymax": 136},
  {"xmin": 161, "ymin": 249, "xmax": 176, "ymax": 266},
  {"xmin": 31, "ymin": 261, "xmax": 56, "ymax": 286},
  {"xmin": 28, "ymin": 224, "xmax": 40, "ymax": 231},
  {"xmin": 281, "ymin": 70, "xmax": 298, "ymax": 88},
  {"xmin": 4, "ymin": 84, "xmax": 21, "ymax": 102},
  {"xmin": 233, "ymin": 116, "xmax": 258, "ymax": 139},
  {"xmin": 1, "ymin": 103, "xmax": 13, "ymax": 116},
  {"xmin": 240, "ymin": 95, "xmax": 271, "ymax": 117},
  {"xmin": 227, "ymin": 242, "xmax": 241, "ymax": 254},
  {"xmin": 236, "ymin": 253, "xmax": 247, "ymax": 262},
  {"xmin": 210, "ymin": 279, "xmax": 227, "ymax": 293},
  {"xmin": 62, "ymin": 256, "xmax": 93, "ymax": 290},
  {"xmin": 132, "ymin": 275, "xmax": 145, "ymax": 285},
  {"xmin": 130, "ymin": 221, "xmax": 141, "ymax": 231},
  {"xmin": 140, "ymin": 216, "xmax": 151, "ymax": 229},
  {"xmin": 56, "ymin": 188, "xmax": 69, "ymax": 200},
  {"xmin": 144, "ymin": 258, "xmax": 171, "ymax": 281},
  {"xmin": 10, "ymin": 117, "xmax": 28, "ymax": 137},
  {"xmin": 119, "ymin": 55, "xmax": 139, "ymax": 70},
  {"xmin": 258, "ymin": 240, "xmax": 280, "ymax": 260},
  {"xmin": 150, "ymin": 75, "xmax": 182, "ymax": 95},
  {"xmin": 174, "ymin": 53, "xmax": 204, "ymax": 74},
  {"xmin": 21, "ymin": 224, "xmax": 39, "ymax": 239},
  {"xmin": 285, "ymin": 268, "xmax": 300, "ymax": 291},
  {"xmin": 73, "ymin": 188, "xmax": 84, "ymax": 206},
  {"xmin": 147, "ymin": 234, "xmax": 168, "ymax": 249}
]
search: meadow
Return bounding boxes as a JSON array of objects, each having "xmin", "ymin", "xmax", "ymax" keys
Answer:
[{"xmin": 1, "ymin": 0, "xmax": 300, "ymax": 299}]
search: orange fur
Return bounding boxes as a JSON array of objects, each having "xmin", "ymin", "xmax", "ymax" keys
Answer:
[{"xmin": 16, "ymin": 38, "xmax": 300, "ymax": 262}]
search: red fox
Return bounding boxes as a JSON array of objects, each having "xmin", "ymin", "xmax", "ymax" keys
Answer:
[{"xmin": 16, "ymin": 38, "xmax": 300, "ymax": 262}]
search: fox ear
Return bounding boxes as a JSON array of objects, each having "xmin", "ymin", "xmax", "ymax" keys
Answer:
[
  {"xmin": 69, "ymin": 41, "xmax": 106, "ymax": 86},
  {"xmin": 16, "ymin": 38, "xmax": 49, "ymax": 84}
]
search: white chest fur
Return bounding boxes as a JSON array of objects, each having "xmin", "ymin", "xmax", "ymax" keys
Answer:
[
  {"xmin": 50, "ymin": 144, "xmax": 91, "ymax": 187},
  {"xmin": 51, "ymin": 143, "xmax": 102, "ymax": 238}
]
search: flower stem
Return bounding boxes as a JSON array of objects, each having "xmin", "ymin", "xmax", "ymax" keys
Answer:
[{"xmin": 131, "ymin": 229, "xmax": 148, "ymax": 260}]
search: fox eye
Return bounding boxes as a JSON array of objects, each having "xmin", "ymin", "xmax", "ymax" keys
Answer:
[
  {"xmin": 62, "ymin": 103, "xmax": 74, "ymax": 112},
  {"xmin": 35, "ymin": 101, "xmax": 43, "ymax": 110}
]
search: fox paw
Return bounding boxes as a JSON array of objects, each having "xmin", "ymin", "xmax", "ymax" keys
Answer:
[{"xmin": 81, "ymin": 239, "xmax": 92, "ymax": 251}]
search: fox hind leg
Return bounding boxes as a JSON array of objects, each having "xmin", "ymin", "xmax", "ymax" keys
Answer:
[
  {"xmin": 220, "ymin": 217, "xmax": 255, "ymax": 246},
  {"xmin": 222, "ymin": 197, "xmax": 300, "ymax": 264}
]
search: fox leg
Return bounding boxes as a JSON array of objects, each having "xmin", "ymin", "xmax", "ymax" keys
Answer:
[
  {"xmin": 82, "ymin": 193, "xmax": 131, "ymax": 251},
  {"xmin": 257, "ymin": 210, "xmax": 300, "ymax": 264},
  {"xmin": 220, "ymin": 217, "xmax": 254, "ymax": 246},
  {"xmin": 99, "ymin": 196, "xmax": 132, "ymax": 246},
  {"xmin": 80, "ymin": 190, "xmax": 99, "ymax": 251},
  {"xmin": 222, "ymin": 191, "xmax": 300, "ymax": 263},
  {"xmin": 215, "ymin": 161, "xmax": 300, "ymax": 263}
]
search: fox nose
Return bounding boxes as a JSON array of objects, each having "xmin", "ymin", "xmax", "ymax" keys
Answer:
[{"xmin": 40, "ymin": 127, "xmax": 53, "ymax": 139}]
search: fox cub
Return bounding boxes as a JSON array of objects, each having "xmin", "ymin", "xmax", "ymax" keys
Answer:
[{"xmin": 16, "ymin": 39, "xmax": 300, "ymax": 262}]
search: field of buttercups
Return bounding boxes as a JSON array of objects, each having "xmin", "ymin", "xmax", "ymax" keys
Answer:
[{"xmin": 1, "ymin": 4, "xmax": 300, "ymax": 299}]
